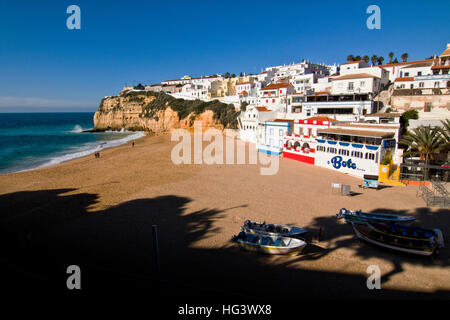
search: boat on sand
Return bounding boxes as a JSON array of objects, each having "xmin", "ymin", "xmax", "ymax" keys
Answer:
[
  {"xmin": 337, "ymin": 208, "xmax": 415, "ymax": 224},
  {"xmin": 232, "ymin": 231, "xmax": 307, "ymax": 255},
  {"xmin": 352, "ymin": 221, "xmax": 444, "ymax": 256},
  {"xmin": 242, "ymin": 220, "xmax": 307, "ymax": 238}
]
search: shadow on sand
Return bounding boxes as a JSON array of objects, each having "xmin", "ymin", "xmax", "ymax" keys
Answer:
[{"xmin": 1, "ymin": 188, "xmax": 449, "ymax": 300}]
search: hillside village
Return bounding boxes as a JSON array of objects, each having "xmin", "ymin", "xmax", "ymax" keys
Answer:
[{"xmin": 119, "ymin": 43, "xmax": 450, "ymax": 196}]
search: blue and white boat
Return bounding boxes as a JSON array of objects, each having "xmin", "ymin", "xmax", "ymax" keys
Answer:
[
  {"xmin": 352, "ymin": 221, "xmax": 444, "ymax": 256},
  {"xmin": 337, "ymin": 208, "xmax": 416, "ymax": 224},
  {"xmin": 242, "ymin": 220, "xmax": 307, "ymax": 238},
  {"xmin": 232, "ymin": 231, "xmax": 307, "ymax": 255}
]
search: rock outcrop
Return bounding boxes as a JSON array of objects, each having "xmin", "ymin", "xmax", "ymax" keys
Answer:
[{"xmin": 93, "ymin": 91, "xmax": 238, "ymax": 134}]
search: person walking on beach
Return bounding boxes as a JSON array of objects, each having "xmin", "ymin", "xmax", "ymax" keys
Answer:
[{"xmin": 132, "ymin": 141, "xmax": 135, "ymax": 147}]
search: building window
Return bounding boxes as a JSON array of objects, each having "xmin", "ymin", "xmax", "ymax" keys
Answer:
[
  {"xmin": 417, "ymin": 72, "xmax": 422, "ymax": 76},
  {"xmin": 424, "ymin": 103, "xmax": 432, "ymax": 112},
  {"xmin": 404, "ymin": 72, "xmax": 409, "ymax": 77},
  {"xmin": 434, "ymin": 81, "xmax": 440, "ymax": 88},
  {"xmin": 419, "ymin": 82, "xmax": 424, "ymax": 88},
  {"xmin": 348, "ymin": 82, "xmax": 354, "ymax": 90}
]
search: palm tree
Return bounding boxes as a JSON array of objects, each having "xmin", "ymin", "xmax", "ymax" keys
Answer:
[
  {"xmin": 388, "ymin": 52, "xmax": 394, "ymax": 63},
  {"xmin": 401, "ymin": 53, "xmax": 408, "ymax": 62},
  {"xmin": 371, "ymin": 55, "xmax": 378, "ymax": 66},
  {"xmin": 439, "ymin": 119, "xmax": 450, "ymax": 148},
  {"xmin": 363, "ymin": 55, "xmax": 370, "ymax": 63},
  {"xmin": 377, "ymin": 56, "xmax": 384, "ymax": 65},
  {"xmin": 347, "ymin": 54, "xmax": 354, "ymax": 62},
  {"xmin": 400, "ymin": 126, "xmax": 445, "ymax": 180},
  {"xmin": 354, "ymin": 55, "xmax": 362, "ymax": 61}
]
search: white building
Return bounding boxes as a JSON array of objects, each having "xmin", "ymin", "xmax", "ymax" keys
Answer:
[
  {"xmin": 257, "ymin": 119, "xmax": 293, "ymax": 155},
  {"xmin": 331, "ymin": 73, "xmax": 384, "ymax": 97},
  {"xmin": 238, "ymin": 106, "xmax": 277, "ymax": 143},
  {"xmin": 258, "ymin": 82, "xmax": 295, "ymax": 112}
]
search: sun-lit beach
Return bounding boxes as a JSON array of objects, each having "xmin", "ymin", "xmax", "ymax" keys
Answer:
[{"xmin": 1, "ymin": 133, "xmax": 448, "ymax": 298}]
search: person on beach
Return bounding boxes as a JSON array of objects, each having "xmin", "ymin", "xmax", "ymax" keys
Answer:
[{"xmin": 132, "ymin": 141, "xmax": 135, "ymax": 147}]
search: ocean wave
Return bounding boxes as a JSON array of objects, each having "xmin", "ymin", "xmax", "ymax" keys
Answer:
[
  {"xmin": 70, "ymin": 124, "xmax": 84, "ymax": 133},
  {"xmin": 19, "ymin": 131, "xmax": 146, "ymax": 172}
]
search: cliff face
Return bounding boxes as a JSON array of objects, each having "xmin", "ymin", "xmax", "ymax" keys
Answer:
[{"xmin": 93, "ymin": 92, "xmax": 232, "ymax": 133}]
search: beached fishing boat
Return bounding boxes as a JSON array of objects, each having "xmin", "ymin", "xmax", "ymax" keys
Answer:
[
  {"xmin": 242, "ymin": 220, "xmax": 307, "ymax": 238},
  {"xmin": 352, "ymin": 222, "xmax": 444, "ymax": 256},
  {"xmin": 337, "ymin": 208, "xmax": 416, "ymax": 224},
  {"xmin": 232, "ymin": 231, "xmax": 307, "ymax": 255}
]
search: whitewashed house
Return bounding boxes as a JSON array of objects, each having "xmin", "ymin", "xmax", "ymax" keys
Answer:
[{"xmin": 238, "ymin": 106, "xmax": 277, "ymax": 143}]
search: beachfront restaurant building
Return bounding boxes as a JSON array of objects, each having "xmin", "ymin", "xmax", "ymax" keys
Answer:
[
  {"xmin": 314, "ymin": 128, "xmax": 397, "ymax": 178},
  {"xmin": 282, "ymin": 116, "xmax": 337, "ymax": 164}
]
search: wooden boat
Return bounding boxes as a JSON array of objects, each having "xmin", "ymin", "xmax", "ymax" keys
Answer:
[
  {"xmin": 242, "ymin": 220, "xmax": 307, "ymax": 238},
  {"xmin": 352, "ymin": 222, "xmax": 444, "ymax": 256},
  {"xmin": 232, "ymin": 231, "xmax": 307, "ymax": 255},
  {"xmin": 337, "ymin": 208, "xmax": 416, "ymax": 224}
]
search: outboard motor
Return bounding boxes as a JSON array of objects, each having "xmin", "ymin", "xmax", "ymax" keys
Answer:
[{"xmin": 336, "ymin": 208, "xmax": 347, "ymax": 219}]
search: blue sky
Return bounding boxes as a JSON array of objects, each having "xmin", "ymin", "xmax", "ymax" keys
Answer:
[{"xmin": 0, "ymin": 0, "xmax": 449, "ymax": 112}]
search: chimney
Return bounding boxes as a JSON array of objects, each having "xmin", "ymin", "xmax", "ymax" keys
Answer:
[{"xmin": 447, "ymin": 43, "xmax": 450, "ymax": 49}]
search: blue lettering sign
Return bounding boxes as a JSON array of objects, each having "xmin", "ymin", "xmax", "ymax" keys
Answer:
[{"xmin": 330, "ymin": 156, "xmax": 357, "ymax": 170}]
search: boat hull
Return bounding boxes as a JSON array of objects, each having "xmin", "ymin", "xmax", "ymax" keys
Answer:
[
  {"xmin": 338, "ymin": 208, "xmax": 415, "ymax": 224},
  {"xmin": 352, "ymin": 223, "xmax": 438, "ymax": 256},
  {"xmin": 237, "ymin": 240, "xmax": 306, "ymax": 255}
]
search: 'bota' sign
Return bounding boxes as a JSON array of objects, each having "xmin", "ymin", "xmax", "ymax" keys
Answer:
[{"xmin": 330, "ymin": 156, "xmax": 357, "ymax": 170}]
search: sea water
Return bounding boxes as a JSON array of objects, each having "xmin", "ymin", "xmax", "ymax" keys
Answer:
[{"xmin": 0, "ymin": 113, "xmax": 145, "ymax": 174}]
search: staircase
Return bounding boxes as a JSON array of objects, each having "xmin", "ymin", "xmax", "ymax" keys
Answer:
[
  {"xmin": 417, "ymin": 180, "xmax": 450, "ymax": 208},
  {"xmin": 373, "ymin": 83, "xmax": 395, "ymax": 112}
]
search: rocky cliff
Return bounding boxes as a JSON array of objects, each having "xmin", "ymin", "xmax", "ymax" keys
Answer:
[{"xmin": 93, "ymin": 91, "xmax": 239, "ymax": 133}]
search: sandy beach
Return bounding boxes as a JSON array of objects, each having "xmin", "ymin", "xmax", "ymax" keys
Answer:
[{"xmin": 1, "ymin": 133, "xmax": 449, "ymax": 299}]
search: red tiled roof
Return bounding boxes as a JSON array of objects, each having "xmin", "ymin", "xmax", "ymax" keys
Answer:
[
  {"xmin": 255, "ymin": 106, "xmax": 271, "ymax": 112},
  {"xmin": 333, "ymin": 73, "xmax": 380, "ymax": 80},
  {"xmin": 378, "ymin": 59, "xmax": 434, "ymax": 68},
  {"xmin": 342, "ymin": 60, "xmax": 363, "ymax": 65},
  {"xmin": 394, "ymin": 77, "xmax": 414, "ymax": 82},
  {"xmin": 431, "ymin": 65, "xmax": 450, "ymax": 69},
  {"xmin": 273, "ymin": 119, "xmax": 294, "ymax": 123},
  {"xmin": 440, "ymin": 46, "xmax": 450, "ymax": 57},
  {"xmin": 261, "ymin": 82, "xmax": 291, "ymax": 91},
  {"xmin": 314, "ymin": 91, "xmax": 330, "ymax": 95},
  {"xmin": 239, "ymin": 90, "xmax": 248, "ymax": 95},
  {"xmin": 305, "ymin": 116, "xmax": 338, "ymax": 122}
]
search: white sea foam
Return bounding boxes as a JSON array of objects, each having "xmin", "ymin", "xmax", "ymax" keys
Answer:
[
  {"xmin": 19, "ymin": 131, "xmax": 146, "ymax": 172},
  {"xmin": 70, "ymin": 124, "xmax": 84, "ymax": 133}
]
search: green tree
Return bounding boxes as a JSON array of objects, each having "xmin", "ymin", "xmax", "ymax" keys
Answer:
[
  {"xmin": 363, "ymin": 55, "xmax": 370, "ymax": 63},
  {"xmin": 401, "ymin": 53, "xmax": 408, "ymax": 62},
  {"xmin": 377, "ymin": 56, "xmax": 384, "ymax": 65},
  {"xmin": 388, "ymin": 52, "xmax": 394, "ymax": 63},
  {"xmin": 400, "ymin": 126, "xmax": 445, "ymax": 180},
  {"xmin": 439, "ymin": 119, "xmax": 450, "ymax": 148},
  {"xmin": 231, "ymin": 73, "xmax": 236, "ymax": 78},
  {"xmin": 354, "ymin": 55, "xmax": 362, "ymax": 61},
  {"xmin": 371, "ymin": 54, "xmax": 378, "ymax": 66},
  {"xmin": 224, "ymin": 72, "xmax": 230, "ymax": 78},
  {"xmin": 400, "ymin": 109, "xmax": 419, "ymax": 130},
  {"xmin": 239, "ymin": 72, "xmax": 243, "ymax": 77},
  {"xmin": 393, "ymin": 58, "xmax": 399, "ymax": 63},
  {"xmin": 347, "ymin": 54, "xmax": 354, "ymax": 62},
  {"xmin": 240, "ymin": 101, "xmax": 249, "ymax": 112}
]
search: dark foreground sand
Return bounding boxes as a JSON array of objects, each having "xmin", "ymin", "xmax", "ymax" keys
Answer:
[{"xmin": 0, "ymin": 134, "xmax": 449, "ymax": 300}]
